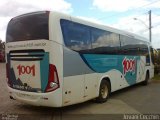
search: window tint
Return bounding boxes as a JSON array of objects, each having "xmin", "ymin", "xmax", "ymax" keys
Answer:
[
  {"xmin": 91, "ymin": 28, "xmax": 106, "ymax": 48},
  {"xmin": 60, "ymin": 19, "xmax": 149, "ymax": 58},
  {"xmin": 60, "ymin": 19, "xmax": 91, "ymax": 51},
  {"xmin": 120, "ymin": 35, "xmax": 140, "ymax": 55},
  {"xmin": 6, "ymin": 12, "xmax": 49, "ymax": 42},
  {"xmin": 120, "ymin": 35, "xmax": 150, "ymax": 64},
  {"xmin": 141, "ymin": 44, "xmax": 150, "ymax": 65},
  {"xmin": 91, "ymin": 28, "xmax": 120, "ymax": 54}
]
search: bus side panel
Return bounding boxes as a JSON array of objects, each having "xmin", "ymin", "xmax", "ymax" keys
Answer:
[
  {"xmin": 62, "ymin": 47, "xmax": 95, "ymax": 106},
  {"xmin": 84, "ymin": 73, "xmax": 99, "ymax": 101},
  {"xmin": 98, "ymin": 56, "xmax": 146, "ymax": 92},
  {"xmin": 63, "ymin": 75, "xmax": 85, "ymax": 106},
  {"xmin": 136, "ymin": 56, "xmax": 146, "ymax": 83},
  {"xmin": 97, "ymin": 70, "xmax": 128, "ymax": 93},
  {"xmin": 150, "ymin": 66, "xmax": 154, "ymax": 79},
  {"xmin": 50, "ymin": 41, "xmax": 64, "ymax": 107}
]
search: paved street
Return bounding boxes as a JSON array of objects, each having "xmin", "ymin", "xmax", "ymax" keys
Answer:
[{"xmin": 0, "ymin": 63, "xmax": 160, "ymax": 120}]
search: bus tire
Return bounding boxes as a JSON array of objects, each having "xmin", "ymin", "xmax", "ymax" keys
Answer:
[
  {"xmin": 96, "ymin": 80, "xmax": 110, "ymax": 103},
  {"xmin": 142, "ymin": 72, "xmax": 149, "ymax": 85}
]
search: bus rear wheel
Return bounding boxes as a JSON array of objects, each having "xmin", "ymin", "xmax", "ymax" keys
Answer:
[{"xmin": 96, "ymin": 80, "xmax": 110, "ymax": 103}]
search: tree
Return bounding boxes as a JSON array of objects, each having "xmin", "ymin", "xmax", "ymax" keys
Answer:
[
  {"xmin": 0, "ymin": 39, "xmax": 3, "ymax": 49},
  {"xmin": 154, "ymin": 50, "xmax": 160, "ymax": 74},
  {"xmin": 0, "ymin": 39, "xmax": 5, "ymax": 50}
]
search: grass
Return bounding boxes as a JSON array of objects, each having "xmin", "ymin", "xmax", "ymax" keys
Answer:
[{"xmin": 152, "ymin": 74, "xmax": 160, "ymax": 80}]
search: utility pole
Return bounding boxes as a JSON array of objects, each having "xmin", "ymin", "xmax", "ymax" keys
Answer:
[{"xmin": 149, "ymin": 10, "xmax": 152, "ymax": 43}]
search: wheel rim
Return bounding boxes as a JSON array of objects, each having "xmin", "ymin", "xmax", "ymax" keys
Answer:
[{"xmin": 101, "ymin": 84, "xmax": 108, "ymax": 99}]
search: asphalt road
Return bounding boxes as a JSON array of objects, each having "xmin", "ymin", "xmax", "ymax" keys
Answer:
[{"xmin": 0, "ymin": 63, "xmax": 160, "ymax": 120}]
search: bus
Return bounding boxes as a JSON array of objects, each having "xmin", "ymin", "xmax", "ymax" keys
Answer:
[{"xmin": 5, "ymin": 11, "xmax": 154, "ymax": 107}]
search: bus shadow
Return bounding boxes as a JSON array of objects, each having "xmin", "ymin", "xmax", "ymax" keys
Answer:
[
  {"xmin": 110, "ymin": 82, "xmax": 144, "ymax": 98},
  {"xmin": 16, "ymin": 100, "xmax": 94, "ymax": 114},
  {"xmin": 14, "ymin": 82, "xmax": 146, "ymax": 115}
]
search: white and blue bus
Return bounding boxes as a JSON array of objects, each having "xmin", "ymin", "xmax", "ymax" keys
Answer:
[{"xmin": 6, "ymin": 11, "xmax": 154, "ymax": 107}]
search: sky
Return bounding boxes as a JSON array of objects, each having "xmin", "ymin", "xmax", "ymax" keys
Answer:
[{"xmin": 0, "ymin": 0, "xmax": 160, "ymax": 48}]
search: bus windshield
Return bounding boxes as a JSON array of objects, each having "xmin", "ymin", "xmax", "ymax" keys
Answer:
[{"xmin": 6, "ymin": 11, "xmax": 49, "ymax": 42}]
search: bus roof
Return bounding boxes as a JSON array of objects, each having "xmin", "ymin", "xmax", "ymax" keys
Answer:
[{"xmin": 10, "ymin": 11, "xmax": 149, "ymax": 44}]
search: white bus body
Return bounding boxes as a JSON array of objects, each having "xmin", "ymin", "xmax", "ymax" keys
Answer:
[{"xmin": 6, "ymin": 11, "xmax": 154, "ymax": 107}]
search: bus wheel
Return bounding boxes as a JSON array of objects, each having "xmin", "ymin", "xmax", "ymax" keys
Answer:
[
  {"xmin": 96, "ymin": 80, "xmax": 110, "ymax": 103},
  {"xmin": 142, "ymin": 72, "xmax": 149, "ymax": 85}
]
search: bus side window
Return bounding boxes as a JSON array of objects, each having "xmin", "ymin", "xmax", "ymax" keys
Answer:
[
  {"xmin": 60, "ymin": 19, "xmax": 91, "ymax": 51},
  {"xmin": 120, "ymin": 35, "xmax": 141, "ymax": 56},
  {"xmin": 139, "ymin": 44, "xmax": 150, "ymax": 65},
  {"xmin": 91, "ymin": 28, "xmax": 120, "ymax": 54}
]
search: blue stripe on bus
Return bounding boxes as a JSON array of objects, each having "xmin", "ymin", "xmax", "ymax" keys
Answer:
[
  {"xmin": 81, "ymin": 54, "xmax": 140, "ymax": 85},
  {"xmin": 39, "ymin": 52, "xmax": 49, "ymax": 92}
]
